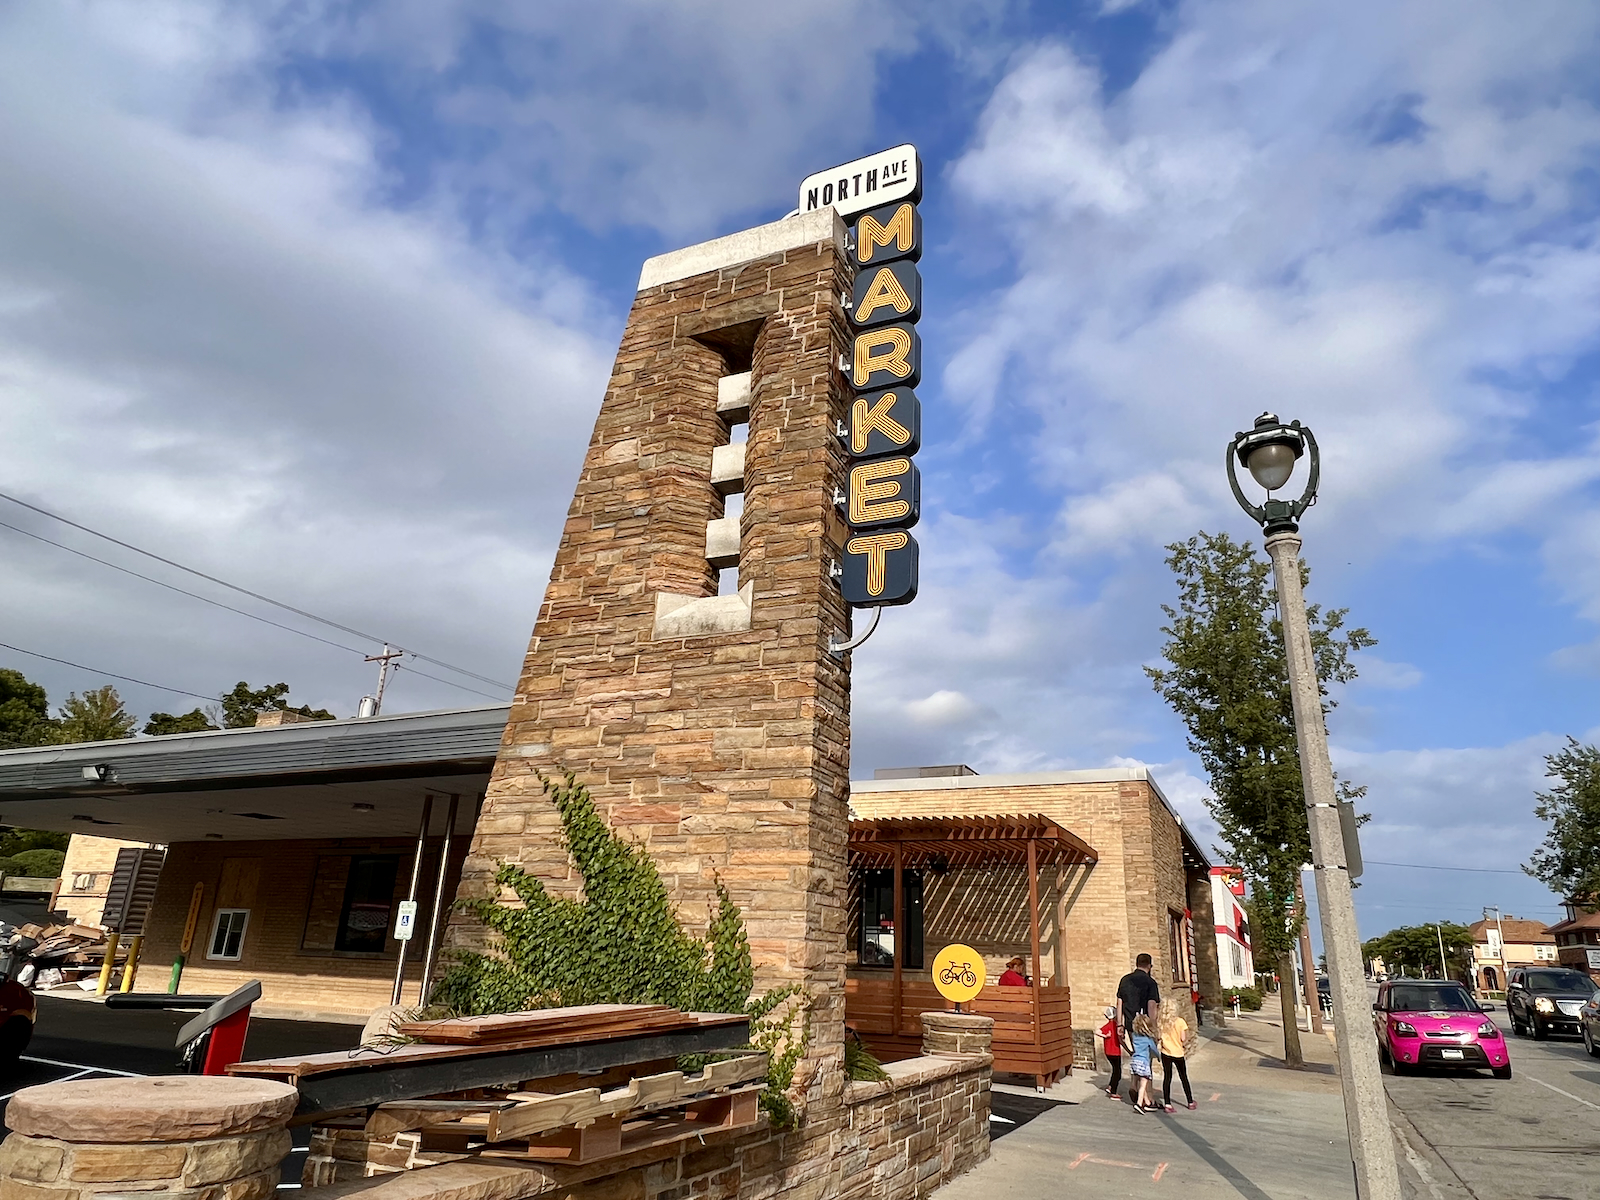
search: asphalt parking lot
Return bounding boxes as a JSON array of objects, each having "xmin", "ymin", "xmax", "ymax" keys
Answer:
[{"xmin": 1, "ymin": 993, "xmax": 362, "ymax": 1189}]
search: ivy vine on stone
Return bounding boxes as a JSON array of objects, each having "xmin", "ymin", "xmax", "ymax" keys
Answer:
[{"xmin": 435, "ymin": 773, "xmax": 808, "ymax": 1128}]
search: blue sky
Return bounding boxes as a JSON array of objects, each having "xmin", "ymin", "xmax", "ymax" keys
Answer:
[{"xmin": 3, "ymin": 1, "xmax": 1599, "ymax": 940}]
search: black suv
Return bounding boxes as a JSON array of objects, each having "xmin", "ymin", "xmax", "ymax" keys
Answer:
[{"xmin": 1506, "ymin": 966, "xmax": 1596, "ymax": 1038}]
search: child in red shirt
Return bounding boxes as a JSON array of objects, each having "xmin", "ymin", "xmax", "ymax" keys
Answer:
[{"xmin": 1098, "ymin": 1006, "xmax": 1122, "ymax": 1099}]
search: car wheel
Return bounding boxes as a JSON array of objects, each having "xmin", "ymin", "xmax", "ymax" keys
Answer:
[
  {"xmin": 0, "ymin": 1017, "xmax": 32, "ymax": 1068},
  {"xmin": 1492, "ymin": 1065, "xmax": 1512, "ymax": 1080},
  {"xmin": 1377, "ymin": 1039, "xmax": 1391, "ymax": 1067},
  {"xmin": 1584, "ymin": 1026, "xmax": 1600, "ymax": 1059},
  {"xmin": 1392, "ymin": 1057, "xmax": 1413, "ymax": 1076}
]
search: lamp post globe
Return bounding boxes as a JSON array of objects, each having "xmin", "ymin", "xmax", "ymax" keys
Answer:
[{"xmin": 1227, "ymin": 412, "xmax": 1319, "ymax": 535}]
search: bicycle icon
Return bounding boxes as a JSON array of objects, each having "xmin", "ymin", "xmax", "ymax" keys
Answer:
[{"xmin": 938, "ymin": 962, "xmax": 978, "ymax": 988}]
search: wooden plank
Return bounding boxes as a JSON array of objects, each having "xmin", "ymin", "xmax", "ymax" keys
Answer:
[
  {"xmin": 230, "ymin": 1012, "xmax": 749, "ymax": 1080},
  {"xmin": 366, "ymin": 1099, "xmax": 511, "ymax": 1139},
  {"xmin": 238, "ymin": 1020, "xmax": 754, "ymax": 1117},
  {"xmin": 697, "ymin": 1054, "xmax": 768, "ymax": 1091},
  {"xmin": 397, "ymin": 1005, "xmax": 683, "ymax": 1044}
]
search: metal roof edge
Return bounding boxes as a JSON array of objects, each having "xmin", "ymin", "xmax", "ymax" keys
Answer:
[{"xmin": 849, "ymin": 767, "xmax": 1150, "ymax": 792}]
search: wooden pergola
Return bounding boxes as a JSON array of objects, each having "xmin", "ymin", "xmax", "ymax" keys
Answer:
[{"xmin": 846, "ymin": 815, "xmax": 1099, "ymax": 1088}]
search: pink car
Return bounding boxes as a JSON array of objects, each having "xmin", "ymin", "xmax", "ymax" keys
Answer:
[{"xmin": 1374, "ymin": 979, "xmax": 1511, "ymax": 1078}]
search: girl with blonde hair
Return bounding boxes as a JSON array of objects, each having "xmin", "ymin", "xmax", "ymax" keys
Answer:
[{"xmin": 1159, "ymin": 1008, "xmax": 1196, "ymax": 1112}]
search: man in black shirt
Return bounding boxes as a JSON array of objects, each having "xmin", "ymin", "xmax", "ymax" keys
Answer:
[{"xmin": 1115, "ymin": 953, "xmax": 1161, "ymax": 1111}]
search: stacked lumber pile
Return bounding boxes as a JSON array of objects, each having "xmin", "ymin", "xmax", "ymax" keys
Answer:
[
  {"xmin": 2, "ymin": 921, "xmax": 115, "ymax": 990},
  {"xmin": 233, "ymin": 1004, "xmax": 767, "ymax": 1171}
]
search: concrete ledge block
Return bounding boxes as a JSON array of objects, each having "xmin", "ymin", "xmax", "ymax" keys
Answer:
[
  {"xmin": 639, "ymin": 209, "xmax": 845, "ymax": 290},
  {"xmin": 653, "ymin": 584, "xmax": 753, "ymax": 639},
  {"xmin": 717, "ymin": 373, "xmax": 752, "ymax": 423},
  {"xmin": 705, "ymin": 517, "xmax": 740, "ymax": 569},
  {"xmin": 711, "ymin": 443, "xmax": 745, "ymax": 496}
]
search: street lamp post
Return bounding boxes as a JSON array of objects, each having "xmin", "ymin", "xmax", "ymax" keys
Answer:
[{"xmin": 1228, "ymin": 413, "xmax": 1401, "ymax": 1200}]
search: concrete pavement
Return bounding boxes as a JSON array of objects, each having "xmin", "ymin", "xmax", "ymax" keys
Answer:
[
  {"xmin": 1383, "ymin": 1022, "xmax": 1600, "ymax": 1200},
  {"xmin": 941, "ymin": 1010, "xmax": 1360, "ymax": 1199}
]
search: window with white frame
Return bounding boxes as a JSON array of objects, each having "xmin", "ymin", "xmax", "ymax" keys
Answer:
[
  {"xmin": 1535, "ymin": 944, "xmax": 1557, "ymax": 961},
  {"xmin": 207, "ymin": 909, "xmax": 249, "ymax": 961},
  {"xmin": 1230, "ymin": 941, "xmax": 1244, "ymax": 978}
]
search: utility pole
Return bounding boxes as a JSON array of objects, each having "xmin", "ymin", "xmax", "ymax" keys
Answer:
[
  {"xmin": 1267, "ymin": 530, "xmax": 1401, "ymax": 1200},
  {"xmin": 363, "ymin": 644, "xmax": 404, "ymax": 716},
  {"xmin": 1435, "ymin": 923, "xmax": 1450, "ymax": 981},
  {"xmin": 1297, "ymin": 873, "xmax": 1325, "ymax": 1034}
]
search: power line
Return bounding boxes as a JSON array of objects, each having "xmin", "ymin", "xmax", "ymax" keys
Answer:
[
  {"xmin": 388, "ymin": 663, "xmax": 506, "ymax": 704},
  {"xmin": 0, "ymin": 518, "xmax": 367, "ymax": 657},
  {"xmin": 1365, "ymin": 860, "xmax": 1526, "ymax": 875},
  {"xmin": 0, "ymin": 490, "xmax": 514, "ymax": 693},
  {"xmin": 0, "ymin": 640, "xmax": 214, "ymax": 701}
]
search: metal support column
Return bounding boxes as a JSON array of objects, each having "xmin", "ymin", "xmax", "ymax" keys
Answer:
[
  {"xmin": 391, "ymin": 795, "xmax": 433, "ymax": 1006},
  {"xmin": 1028, "ymin": 838, "xmax": 1043, "ymax": 1089},
  {"xmin": 892, "ymin": 842, "xmax": 904, "ymax": 1037},
  {"xmin": 418, "ymin": 793, "xmax": 459, "ymax": 1006}
]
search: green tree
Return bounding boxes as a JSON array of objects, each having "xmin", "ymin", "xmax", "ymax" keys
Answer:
[
  {"xmin": 1361, "ymin": 923, "xmax": 1473, "ymax": 980},
  {"xmin": 0, "ymin": 668, "xmax": 54, "ymax": 748},
  {"xmin": 10, "ymin": 848, "xmax": 65, "ymax": 878},
  {"xmin": 0, "ymin": 829, "xmax": 68, "ymax": 858},
  {"xmin": 1525, "ymin": 737, "xmax": 1600, "ymax": 906},
  {"xmin": 219, "ymin": 682, "xmax": 334, "ymax": 728},
  {"xmin": 144, "ymin": 709, "xmax": 219, "ymax": 736},
  {"xmin": 54, "ymin": 685, "xmax": 136, "ymax": 743},
  {"xmin": 1147, "ymin": 531, "xmax": 1373, "ymax": 1068}
]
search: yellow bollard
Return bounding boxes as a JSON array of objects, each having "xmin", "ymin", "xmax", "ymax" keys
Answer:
[
  {"xmin": 95, "ymin": 931, "xmax": 121, "ymax": 996},
  {"xmin": 118, "ymin": 935, "xmax": 143, "ymax": 993}
]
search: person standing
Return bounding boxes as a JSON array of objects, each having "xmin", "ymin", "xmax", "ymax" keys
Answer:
[
  {"xmin": 1160, "ymin": 1009, "xmax": 1196, "ymax": 1112},
  {"xmin": 1097, "ymin": 1005, "xmax": 1123, "ymax": 1099},
  {"xmin": 1116, "ymin": 953, "xmax": 1162, "ymax": 1114},
  {"xmin": 998, "ymin": 956, "xmax": 1028, "ymax": 987}
]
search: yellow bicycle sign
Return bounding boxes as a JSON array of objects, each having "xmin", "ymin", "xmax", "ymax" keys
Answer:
[{"xmin": 932, "ymin": 942, "xmax": 985, "ymax": 1003}]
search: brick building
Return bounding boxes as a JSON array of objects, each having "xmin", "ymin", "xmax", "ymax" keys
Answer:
[
  {"xmin": 848, "ymin": 765, "xmax": 1219, "ymax": 1068},
  {"xmin": 1546, "ymin": 900, "xmax": 1600, "ymax": 985},
  {"xmin": 1468, "ymin": 915, "xmax": 1557, "ymax": 993}
]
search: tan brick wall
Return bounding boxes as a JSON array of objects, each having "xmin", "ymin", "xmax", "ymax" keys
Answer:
[
  {"xmin": 443, "ymin": 210, "xmax": 861, "ymax": 1197},
  {"xmin": 850, "ymin": 778, "xmax": 1204, "ymax": 1059},
  {"xmin": 138, "ymin": 836, "xmax": 465, "ymax": 1016},
  {"xmin": 58, "ymin": 834, "xmax": 143, "ymax": 928}
]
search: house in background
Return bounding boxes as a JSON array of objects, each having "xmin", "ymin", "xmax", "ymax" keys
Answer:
[
  {"xmin": 1468, "ymin": 916, "xmax": 1557, "ymax": 992},
  {"xmin": 58, "ymin": 833, "xmax": 144, "ymax": 927},
  {"xmin": 1210, "ymin": 866, "xmax": 1255, "ymax": 990},
  {"xmin": 1545, "ymin": 900, "xmax": 1600, "ymax": 985}
]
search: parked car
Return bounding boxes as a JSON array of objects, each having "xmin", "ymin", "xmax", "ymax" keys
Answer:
[
  {"xmin": 1506, "ymin": 966, "xmax": 1595, "ymax": 1039},
  {"xmin": 0, "ymin": 949, "xmax": 35, "ymax": 1068},
  {"xmin": 1373, "ymin": 979, "xmax": 1510, "ymax": 1078},
  {"xmin": 1580, "ymin": 989, "xmax": 1600, "ymax": 1058},
  {"xmin": 1317, "ymin": 976, "xmax": 1332, "ymax": 1014}
]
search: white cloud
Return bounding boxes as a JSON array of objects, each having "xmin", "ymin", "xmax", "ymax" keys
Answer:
[{"xmin": 1353, "ymin": 657, "xmax": 1424, "ymax": 691}]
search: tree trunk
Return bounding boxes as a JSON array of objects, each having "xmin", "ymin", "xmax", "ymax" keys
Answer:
[{"xmin": 1277, "ymin": 949, "xmax": 1304, "ymax": 1068}]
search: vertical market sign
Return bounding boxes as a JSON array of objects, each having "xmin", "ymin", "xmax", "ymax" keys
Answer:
[{"xmin": 799, "ymin": 146, "xmax": 924, "ymax": 609}]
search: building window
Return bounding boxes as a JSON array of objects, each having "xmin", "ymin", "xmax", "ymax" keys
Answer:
[
  {"xmin": 1535, "ymin": 945, "xmax": 1556, "ymax": 961},
  {"xmin": 1229, "ymin": 941, "xmax": 1244, "ymax": 978},
  {"xmin": 858, "ymin": 868, "xmax": 923, "ymax": 969},
  {"xmin": 1169, "ymin": 910, "xmax": 1188, "ymax": 983},
  {"xmin": 207, "ymin": 909, "xmax": 249, "ymax": 961},
  {"xmin": 335, "ymin": 856, "xmax": 401, "ymax": 953}
]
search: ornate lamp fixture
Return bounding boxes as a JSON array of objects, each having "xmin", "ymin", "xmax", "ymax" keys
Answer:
[{"xmin": 1226, "ymin": 412, "xmax": 1319, "ymax": 535}]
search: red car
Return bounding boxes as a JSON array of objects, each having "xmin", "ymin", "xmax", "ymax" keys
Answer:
[
  {"xmin": 0, "ymin": 974, "xmax": 35, "ymax": 1067},
  {"xmin": 1374, "ymin": 979, "xmax": 1510, "ymax": 1078}
]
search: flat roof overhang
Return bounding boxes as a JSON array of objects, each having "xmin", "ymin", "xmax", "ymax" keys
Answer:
[{"xmin": 0, "ymin": 704, "xmax": 509, "ymax": 843}]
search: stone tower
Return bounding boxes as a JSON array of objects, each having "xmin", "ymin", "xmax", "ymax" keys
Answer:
[{"xmin": 448, "ymin": 207, "xmax": 856, "ymax": 1150}]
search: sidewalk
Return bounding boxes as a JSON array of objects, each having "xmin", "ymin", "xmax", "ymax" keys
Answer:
[{"xmin": 940, "ymin": 1011, "xmax": 1357, "ymax": 1199}]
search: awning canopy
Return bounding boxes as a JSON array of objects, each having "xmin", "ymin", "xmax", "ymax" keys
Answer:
[
  {"xmin": 847, "ymin": 814, "xmax": 1098, "ymax": 870},
  {"xmin": 0, "ymin": 704, "xmax": 508, "ymax": 842}
]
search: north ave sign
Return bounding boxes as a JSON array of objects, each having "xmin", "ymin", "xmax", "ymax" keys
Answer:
[{"xmin": 798, "ymin": 144, "xmax": 921, "ymax": 220}]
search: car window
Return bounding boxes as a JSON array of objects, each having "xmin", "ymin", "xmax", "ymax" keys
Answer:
[
  {"xmin": 1524, "ymin": 969, "xmax": 1592, "ymax": 991},
  {"xmin": 1387, "ymin": 985, "xmax": 1475, "ymax": 1012}
]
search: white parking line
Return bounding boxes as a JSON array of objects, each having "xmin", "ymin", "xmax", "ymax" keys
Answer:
[
  {"xmin": 0, "ymin": 1068, "xmax": 97, "ymax": 1102},
  {"xmin": 1527, "ymin": 1076, "xmax": 1600, "ymax": 1112},
  {"xmin": 18, "ymin": 1054, "xmax": 144, "ymax": 1079}
]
